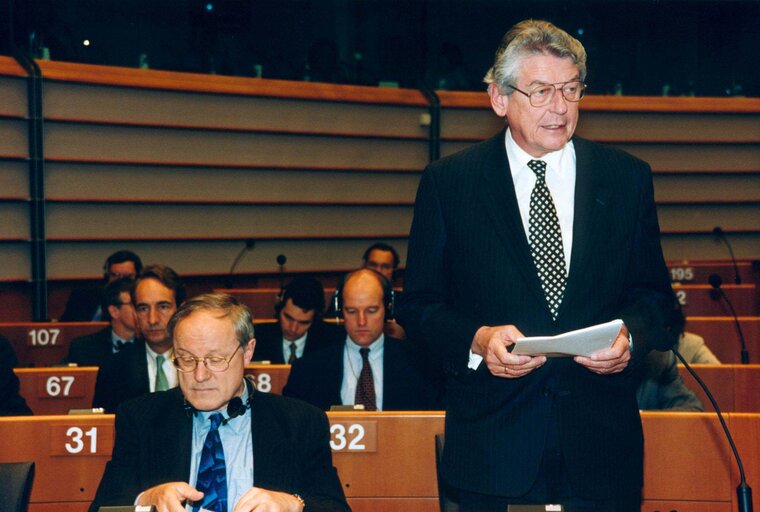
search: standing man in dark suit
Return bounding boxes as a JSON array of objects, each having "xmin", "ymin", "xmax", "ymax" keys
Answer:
[
  {"xmin": 65, "ymin": 278, "xmax": 137, "ymax": 367},
  {"xmin": 60, "ymin": 250, "xmax": 142, "ymax": 321},
  {"xmin": 89, "ymin": 293, "xmax": 349, "ymax": 512},
  {"xmin": 396, "ymin": 20, "xmax": 679, "ymax": 511},
  {"xmin": 92, "ymin": 264, "xmax": 185, "ymax": 413},
  {"xmin": 283, "ymin": 269, "xmax": 436, "ymax": 411},
  {"xmin": 254, "ymin": 277, "xmax": 340, "ymax": 364}
]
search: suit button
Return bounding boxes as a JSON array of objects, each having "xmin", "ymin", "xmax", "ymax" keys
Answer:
[{"xmin": 542, "ymin": 386, "xmax": 552, "ymax": 397}]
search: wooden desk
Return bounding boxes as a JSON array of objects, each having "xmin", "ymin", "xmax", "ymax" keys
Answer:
[
  {"xmin": 243, "ymin": 364, "xmax": 291, "ymax": 395},
  {"xmin": 0, "ymin": 415, "xmax": 115, "ymax": 512},
  {"xmin": 673, "ymin": 284, "xmax": 758, "ymax": 317},
  {"xmin": 685, "ymin": 316, "xmax": 760, "ymax": 364},
  {"xmin": 667, "ymin": 260, "xmax": 758, "ymax": 286},
  {"xmin": 2, "ymin": 413, "xmax": 757, "ymax": 512},
  {"xmin": 14, "ymin": 367, "xmax": 100, "ymax": 415},
  {"xmin": 0, "ymin": 322, "xmax": 108, "ymax": 367},
  {"xmin": 13, "ymin": 364, "xmax": 291, "ymax": 415},
  {"xmin": 677, "ymin": 364, "xmax": 760, "ymax": 413}
]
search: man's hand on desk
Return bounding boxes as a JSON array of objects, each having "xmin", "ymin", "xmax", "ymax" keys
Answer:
[
  {"xmin": 232, "ymin": 487, "xmax": 305, "ymax": 512},
  {"xmin": 574, "ymin": 325, "xmax": 631, "ymax": 375},
  {"xmin": 137, "ymin": 482, "xmax": 203, "ymax": 512},
  {"xmin": 473, "ymin": 325, "xmax": 547, "ymax": 379}
]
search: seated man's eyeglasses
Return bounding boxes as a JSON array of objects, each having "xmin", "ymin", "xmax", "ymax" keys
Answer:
[
  {"xmin": 508, "ymin": 80, "xmax": 587, "ymax": 107},
  {"xmin": 172, "ymin": 345, "xmax": 241, "ymax": 372}
]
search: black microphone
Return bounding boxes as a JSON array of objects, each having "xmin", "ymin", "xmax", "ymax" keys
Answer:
[
  {"xmin": 673, "ymin": 349, "xmax": 753, "ymax": 511},
  {"xmin": 708, "ymin": 273, "xmax": 750, "ymax": 364},
  {"xmin": 226, "ymin": 239, "xmax": 257, "ymax": 288},
  {"xmin": 221, "ymin": 396, "xmax": 247, "ymax": 425},
  {"xmin": 713, "ymin": 226, "xmax": 742, "ymax": 284},
  {"xmin": 276, "ymin": 254, "xmax": 287, "ymax": 297}
]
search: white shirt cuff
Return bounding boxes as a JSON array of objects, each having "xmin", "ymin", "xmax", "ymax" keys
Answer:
[{"xmin": 468, "ymin": 350, "xmax": 484, "ymax": 370}]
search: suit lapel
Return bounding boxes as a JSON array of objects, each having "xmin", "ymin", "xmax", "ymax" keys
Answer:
[
  {"xmin": 478, "ymin": 131, "xmax": 548, "ymax": 306},
  {"xmin": 154, "ymin": 390, "xmax": 193, "ymax": 482},
  {"xmin": 563, "ymin": 137, "xmax": 609, "ymax": 309},
  {"xmin": 250, "ymin": 394, "xmax": 289, "ymax": 489}
]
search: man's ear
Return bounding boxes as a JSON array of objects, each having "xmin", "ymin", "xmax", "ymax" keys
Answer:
[
  {"xmin": 107, "ymin": 304, "xmax": 120, "ymax": 320},
  {"xmin": 488, "ymin": 83, "xmax": 509, "ymax": 118},
  {"xmin": 244, "ymin": 338, "xmax": 256, "ymax": 365}
]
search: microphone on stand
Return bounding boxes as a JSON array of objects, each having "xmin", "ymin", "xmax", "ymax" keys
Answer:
[
  {"xmin": 713, "ymin": 226, "xmax": 742, "ymax": 284},
  {"xmin": 226, "ymin": 239, "xmax": 256, "ymax": 288},
  {"xmin": 276, "ymin": 254, "xmax": 287, "ymax": 300},
  {"xmin": 708, "ymin": 274, "xmax": 749, "ymax": 364},
  {"xmin": 673, "ymin": 348, "xmax": 753, "ymax": 511}
]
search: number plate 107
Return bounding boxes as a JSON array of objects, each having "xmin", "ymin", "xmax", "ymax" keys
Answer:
[{"xmin": 329, "ymin": 422, "xmax": 377, "ymax": 452}]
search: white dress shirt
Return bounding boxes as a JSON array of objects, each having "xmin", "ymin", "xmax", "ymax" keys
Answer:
[{"xmin": 281, "ymin": 333, "xmax": 307, "ymax": 362}]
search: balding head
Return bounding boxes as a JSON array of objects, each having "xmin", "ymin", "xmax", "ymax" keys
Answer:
[{"xmin": 341, "ymin": 269, "xmax": 387, "ymax": 347}]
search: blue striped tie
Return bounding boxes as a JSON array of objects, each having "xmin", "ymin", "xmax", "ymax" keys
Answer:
[{"xmin": 194, "ymin": 413, "xmax": 227, "ymax": 512}]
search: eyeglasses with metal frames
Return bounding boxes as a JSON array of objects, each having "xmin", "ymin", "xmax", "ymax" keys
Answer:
[
  {"xmin": 508, "ymin": 80, "xmax": 587, "ymax": 107},
  {"xmin": 172, "ymin": 344, "xmax": 242, "ymax": 373}
]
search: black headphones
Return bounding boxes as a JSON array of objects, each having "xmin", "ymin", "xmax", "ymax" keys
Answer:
[
  {"xmin": 183, "ymin": 374, "xmax": 256, "ymax": 425},
  {"xmin": 333, "ymin": 269, "xmax": 395, "ymax": 320}
]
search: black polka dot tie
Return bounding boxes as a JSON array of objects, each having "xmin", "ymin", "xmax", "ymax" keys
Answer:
[{"xmin": 527, "ymin": 159, "xmax": 567, "ymax": 320}]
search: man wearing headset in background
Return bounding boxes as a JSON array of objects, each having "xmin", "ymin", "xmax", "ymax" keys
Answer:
[
  {"xmin": 89, "ymin": 293, "xmax": 348, "ymax": 512},
  {"xmin": 253, "ymin": 277, "xmax": 341, "ymax": 364},
  {"xmin": 283, "ymin": 268, "xmax": 437, "ymax": 411}
]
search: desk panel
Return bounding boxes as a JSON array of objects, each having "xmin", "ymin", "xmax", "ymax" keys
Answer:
[
  {"xmin": 678, "ymin": 364, "xmax": 760, "ymax": 413},
  {"xmin": 14, "ymin": 364, "xmax": 290, "ymax": 415},
  {"xmin": 674, "ymin": 284, "xmax": 758, "ymax": 317},
  {"xmin": 0, "ymin": 415, "xmax": 114, "ymax": 505},
  {"xmin": 685, "ymin": 316, "xmax": 760, "ymax": 364},
  {"xmin": 1, "ymin": 322, "xmax": 107, "ymax": 367},
  {"xmin": 15, "ymin": 367, "xmax": 99, "ymax": 415},
  {"xmin": 2, "ymin": 412, "xmax": 757, "ymax": 511},
  {"xmin": 244, "ymin": 364, "xmax": 290, "ymax": 395}
]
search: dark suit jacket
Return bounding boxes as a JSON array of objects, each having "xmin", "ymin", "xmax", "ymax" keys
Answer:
[
  {"xmin": 0, "ymin": 336, "xmax": 32, "ymax": 416},
  {"xmin": 65, "ymin": 327, "xmax": 117, "ymax": 367},
  {"xmin": 92, "ymin": 339, "xmax": 151, "ymax": 413},
  {"xmin": 282, "ymin": 336, "xmax": 437, "ymax": 411},
  {"xmin": 253, "ymin": 321, "xmax": 342, "ymax": 364},
  {"xmin": 59, "ymin": 287, "xmax": 103, "ymax": 321},
  {"xmin": 396, "ymin": 131, "xmax": 679, "ymax": 499},
  {"xmin": 89, "ymin": 388, "xmax": 349, "ymax": 512}
]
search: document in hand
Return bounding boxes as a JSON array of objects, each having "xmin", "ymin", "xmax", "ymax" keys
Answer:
[{"xmin": 510, "ymin": 319, "xmax": 624, "ymax": 357}]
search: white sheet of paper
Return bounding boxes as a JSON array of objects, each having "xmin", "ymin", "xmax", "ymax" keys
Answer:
[{"xmin": 510, "ymin": 319, "xmax": 624, "ymax": 357}]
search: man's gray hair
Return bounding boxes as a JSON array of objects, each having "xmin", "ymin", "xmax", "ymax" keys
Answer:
[
  {"xmin": 484, "ymin": 19, "xmax": 587, "ymax": 93},
  {"xmin": 167, "ymin": 293, "xmax": 255, "ymax": 348}
]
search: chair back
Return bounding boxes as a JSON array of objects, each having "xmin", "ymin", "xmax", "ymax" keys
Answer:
[{"xmin": 0, "ymin": 461, "xmax": 35, "ymax": 512}]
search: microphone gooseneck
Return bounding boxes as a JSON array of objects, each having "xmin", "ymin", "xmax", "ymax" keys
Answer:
[
  {"xmin": 708, "ymin": 273, "xmax": 750, "ymax": 364},
  {"xmin": 713, "ymin": 226, "xmax": 742, "ymax": 284},
  {"xmin": 226, "ymin": 239, "xmax": 257, "ymax": 288},
  {"xmin": 673, "ymin": 349, "xmax": 753, "ymax": 511}
]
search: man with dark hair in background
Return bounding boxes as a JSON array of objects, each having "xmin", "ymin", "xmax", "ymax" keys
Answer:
[
  {"xmin": 254, "ymin": 277, "xmax": 341, "ymax": 364},
  {"xmin": 60, "ymin": 250, "xmax": 143, "ymax": 321},
  {"xmin": 92, "ymin": 264, "xmax": 185, "ymax": 412},
  {"xmin": 65, "ymin": 278, "xmax": 138, "ymax": 367}
]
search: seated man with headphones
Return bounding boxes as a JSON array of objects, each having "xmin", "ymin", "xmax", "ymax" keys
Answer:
[
  {"xmin": 89, "ymin": 293, "xmax": 349, "ymax": 512},
  {"xmin": 254, "ymin": 277, "xmax": 341, "ymax": 364},
  {"xmin": 283, "ymin": 268, "xmax": 438, "ymax": 411}
]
